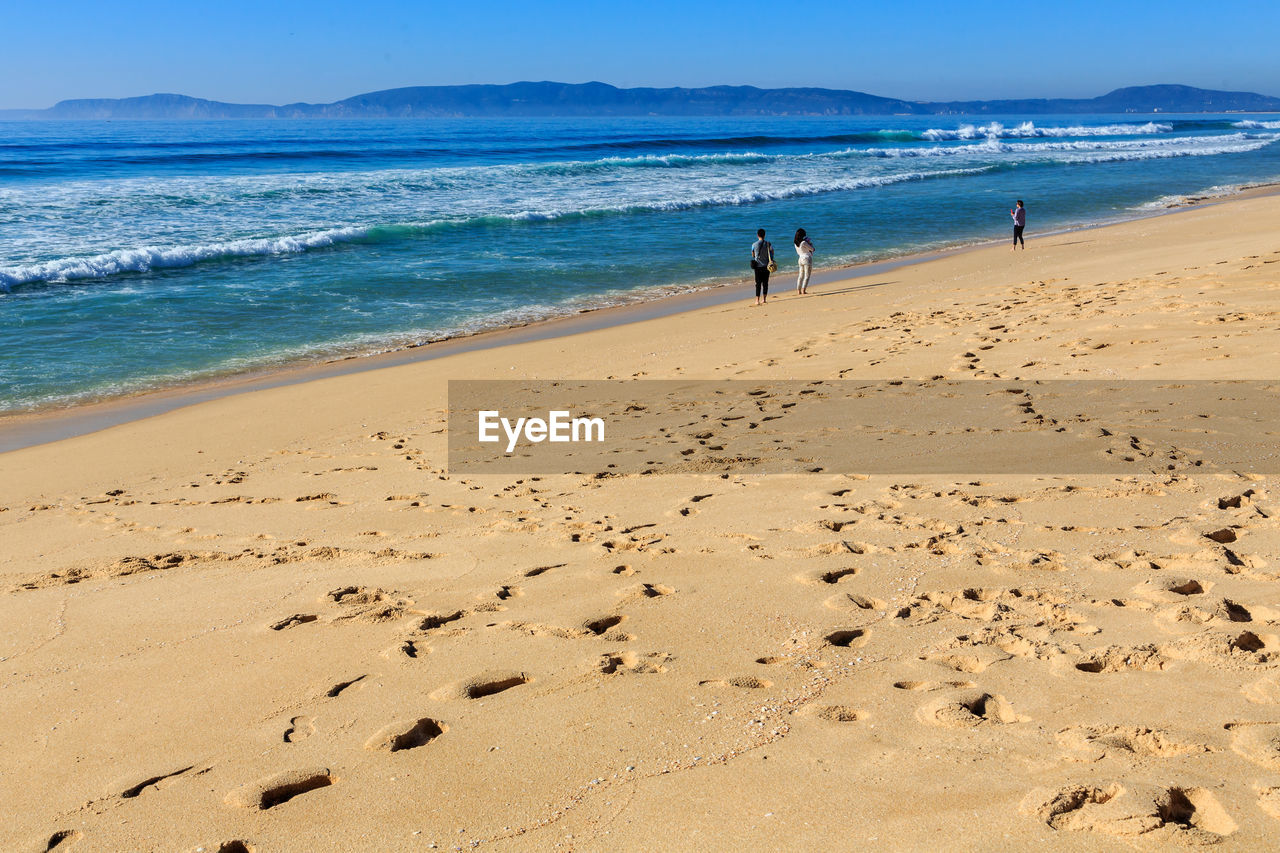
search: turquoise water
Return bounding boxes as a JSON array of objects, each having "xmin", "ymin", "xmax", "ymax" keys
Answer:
[{"xmin": 2, "ymin": 115, "xmax": 1279, "ymax": 412}]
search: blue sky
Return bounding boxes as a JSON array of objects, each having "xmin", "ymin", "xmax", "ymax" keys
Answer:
[{"xmin": 3, "ymin": 0, "xmax": 1278, "ymax": 108}]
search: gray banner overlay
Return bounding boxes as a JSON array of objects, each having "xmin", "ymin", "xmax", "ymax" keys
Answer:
[{"xmin": 447, "ymin": 380, "xmax": 1280, "ymax": 475}]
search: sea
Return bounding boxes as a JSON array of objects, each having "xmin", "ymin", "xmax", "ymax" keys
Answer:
[{"xmin": 3, "ymin": 114, "xmax": 1280, "ymax": 414}]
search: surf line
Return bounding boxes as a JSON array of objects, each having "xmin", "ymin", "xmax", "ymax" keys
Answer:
[{"xmin": 478, "ymin": 410, "xmax": 606, "ymax": 454}]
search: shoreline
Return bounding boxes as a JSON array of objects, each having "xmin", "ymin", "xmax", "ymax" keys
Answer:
[{"xmin": 3, "ymin": 178, "xmax": 1279, "ymax": 454}]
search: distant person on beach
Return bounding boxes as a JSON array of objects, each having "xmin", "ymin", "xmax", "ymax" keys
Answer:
[
  {"xmin": 751, "ymin": 228, "xmax": 774, "ymax": 305},
  {"xmin": 1011, "ymin": 200, "xmax": 1026, "ymax": 250},
  {"xmin": 794, "ymin": 228, "xmax": 814, "ymax": 295}
]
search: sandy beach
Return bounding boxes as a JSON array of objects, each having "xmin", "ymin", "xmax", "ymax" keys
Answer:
[{"xmin": 4, "ymin": 191, "xmax": 1280, "ymax": 851}]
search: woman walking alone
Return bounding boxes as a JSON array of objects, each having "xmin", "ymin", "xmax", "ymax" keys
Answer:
[
  {"xmin": 794, "ymin": 228, "xmax": 814, "ymax": 295},
  {"xmin": 1010, "ymin": 200, "xmax": 1026, "ymax": 250}
]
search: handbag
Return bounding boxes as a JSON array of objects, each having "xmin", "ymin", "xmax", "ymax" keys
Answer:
[{"xmin": 752, "ymin": 239, "xmax": 777, "ymax": 273}]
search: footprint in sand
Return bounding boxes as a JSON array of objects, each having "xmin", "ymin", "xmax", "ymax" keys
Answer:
[
  {"xmin": 967, "ymin": 624, "xmax": 1082, "ymax": 659},
  {"xmin": 1212, "ymin": 598, "xmax": 1254, "ymax": 623},
  {"xmin": 798, "ymin": 705, "xmax": 865, "ymax": 723},
  {"xmin": 1204, "ymin": 527, "xmax": 1239, "ymax": 544},
  {"xmin": 1216, "ymin": 490, "xmax": 1258, "ymax": 510},
  {"xmin": 225, "ymin": 768, "xmax": 335, "ymax": 810},
  {"xmin": 269, "ymin": 613, "xmax": 319, "ymax": 631},
  {"xmin": 430, "ymin": 672, "xmax": 531, "ymax": 701},
  {"xmin": 417, "ymin": 610, "xmax": 468, "ymax": 632},
  {"xmin": 583, "ymin": 614, "xmax": 634, "ymax": 641},
  {"xmin": 1175, "ymin": 628, "xmax": 1280, "ymax": 662},
  {"xmin": 615, "ymin": 582, "xmax": 674, "ymax": 604},
  {"xmin": 1244, "ymin": 675, "xmax": 1280, "ymax": 704},
  {"xmin": 699, "ymin": 676, "xmax": 772, "ymax": 689},
  {"xmin": 599, "ymin": 651, "xmax": 671, "ymax": 675},
  {"xmin": 325, "ymin": 675, "xmax": 368, "ymax": 698},
  {"xmin": 893, "ymin": 680, "xmax": 977, "ymax": 692},
  {"xmin": 1257, "ymin": 786, "xmax": 1280, "ymax": 821},
  {"xmin": 364, "ymin": 718, "xmax": 448, "ymax": 752},
  {"xmin": 1133, "ymin": 576, "xmax": 1211, "ymax": 602},
  {"xmin": 110, "ymin": 765, "xmax": 200, "ymax": 799},
  {"xmin": 283, "ymin": 717, "xmax": 315, "ymax": 744},
  {"xmin": 823, "ymin": 592, "xmax": 887, "ymax": 611},
  {"xmin": 1227, "ymin": 721, "xmax": 1280, "ymax": 770},
  {"xmin": 294, "ymin": 493, "xmax": 347, "ymax": 506},
  {"xmin": 1074, "ymin": 645, "xmax": 1167, "ymax": 673},
  {"xmin": 326, "ymin": 586, "xmax": 413, "ymax": 623},
  {"xmin": 920, "ymin": 588, "xmax": 1033, "ymax": 621},
  {"xmin": 35, "ymin": 830, "xmax": 84, "ymax": 851},
  {"xmin": 922, "ymin": 647, "xmax": 1011, "ymax": 673},
  {"xmin": 504, "ymin": 621, "xmax": 586, "ymax": 640},
  {"xmin": 1020, "ymin": 783, "xmax": 1236, "ymax": 844},
  {"xmin": 824, "ymin": 629, "xmax": 871, "ymax": 649},
  {"xmin": 671, "ymin": 495, "xmax": 713, "ymax": 518},
  {"xmin": 917, "ymin": 690, "xmax": 1027, "ymax": 728},
  {"xmin": 799, "ymin": 540, "xmax": 871, "ymax": 559},
  {"xmin": 1056, "ymin": 725, "xmax": 1211, "ymax": 762},
  {"xmin": 798, "ymin": 563, "xmax": 860, "ymax": 584}
]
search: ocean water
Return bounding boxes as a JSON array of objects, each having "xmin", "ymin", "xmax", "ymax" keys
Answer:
[{"xmin": 3, "ymin": 114, "xmax": 1280, "ymax": 413}]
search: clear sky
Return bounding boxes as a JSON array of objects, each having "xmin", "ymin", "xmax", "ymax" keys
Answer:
[{"xmin": 3, "ymin": 0, "xmax": 1278, "ymax": 109}]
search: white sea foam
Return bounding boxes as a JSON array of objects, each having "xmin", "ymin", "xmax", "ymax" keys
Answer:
[
  {"xmin": 921, "ymin": 121, "xmax": 1171, "ymax": 140},
  {"xmin": 2, "ymin": 166, "xmax": 997, "ymax": 288},
  {"xmin": 570, "ymin": 151, "xmax": 774, "ymax": 169},
  {"xmin": 1132, "ymin": 179, "xmax": 1280, "ymax": 211},
  {"xmin": 0, "ymin": 226, "xmax": 371, "ymax": 288},
  {"xmin": 842, "ymin": 132, "xmax": 1278, "ymax": 162},
  {"xmin": 1233, "ymin": 119, "xmax": 1280, "ymax": 130},
  {"xmin": 569, "ymin": 165, "xmax": 996, "ymax": 211}
]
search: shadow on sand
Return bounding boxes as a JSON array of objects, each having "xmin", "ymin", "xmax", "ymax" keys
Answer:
[{"xmin": 811, "ymin": 280, "xmax": 896, "ymax": 298}]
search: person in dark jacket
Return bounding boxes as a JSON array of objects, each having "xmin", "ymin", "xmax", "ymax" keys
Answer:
[
  {"xmin": 751, "ymin": 228, "xmax": 774, "ymax": 305},
  {"xmin": 1011, "ymin": 200, "xmax": 1026, "ymax": 250}
]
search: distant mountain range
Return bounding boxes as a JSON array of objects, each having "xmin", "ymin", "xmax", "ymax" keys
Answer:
[{"xmin": 3, "ymin": 82, "xmax": 1279, "ymax": 120}]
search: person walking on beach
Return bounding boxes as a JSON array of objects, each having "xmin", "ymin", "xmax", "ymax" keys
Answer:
[
  {"xmin": 751, "ymin": 228, "xmax": 774, "ymax": 305},
  {"xmin": 794, "ymin": 228, "xmax": 814, "ymax": 295},
  {"xmin": 1011, "ymin": 200, "xmax": 1026, "ymax": 250}
]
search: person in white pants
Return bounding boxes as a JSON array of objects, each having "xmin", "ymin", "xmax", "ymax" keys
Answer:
[{"xmin": 793, "ymin": 228, "xmax": 814, "ymax": 295}]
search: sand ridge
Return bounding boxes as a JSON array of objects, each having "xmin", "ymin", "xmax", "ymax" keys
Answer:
[{"xmin": 2, "ymin": 194, "xmax": 1280, "ymax": 850}]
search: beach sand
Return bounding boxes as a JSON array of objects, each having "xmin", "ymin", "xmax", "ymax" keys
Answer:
[{"xmin": 3, "ymin": 194, "xmax": 1280, "ymax": 851}]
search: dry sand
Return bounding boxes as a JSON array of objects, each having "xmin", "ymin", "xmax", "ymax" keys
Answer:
[{"xmin": 3, "ymin": 194, "xmax": 1280, "ymax": 851}]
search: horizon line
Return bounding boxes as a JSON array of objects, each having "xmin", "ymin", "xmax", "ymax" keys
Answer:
[{"xmin": 4, "ymin": 79, "xmax": 1280, "ymax": 114}]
